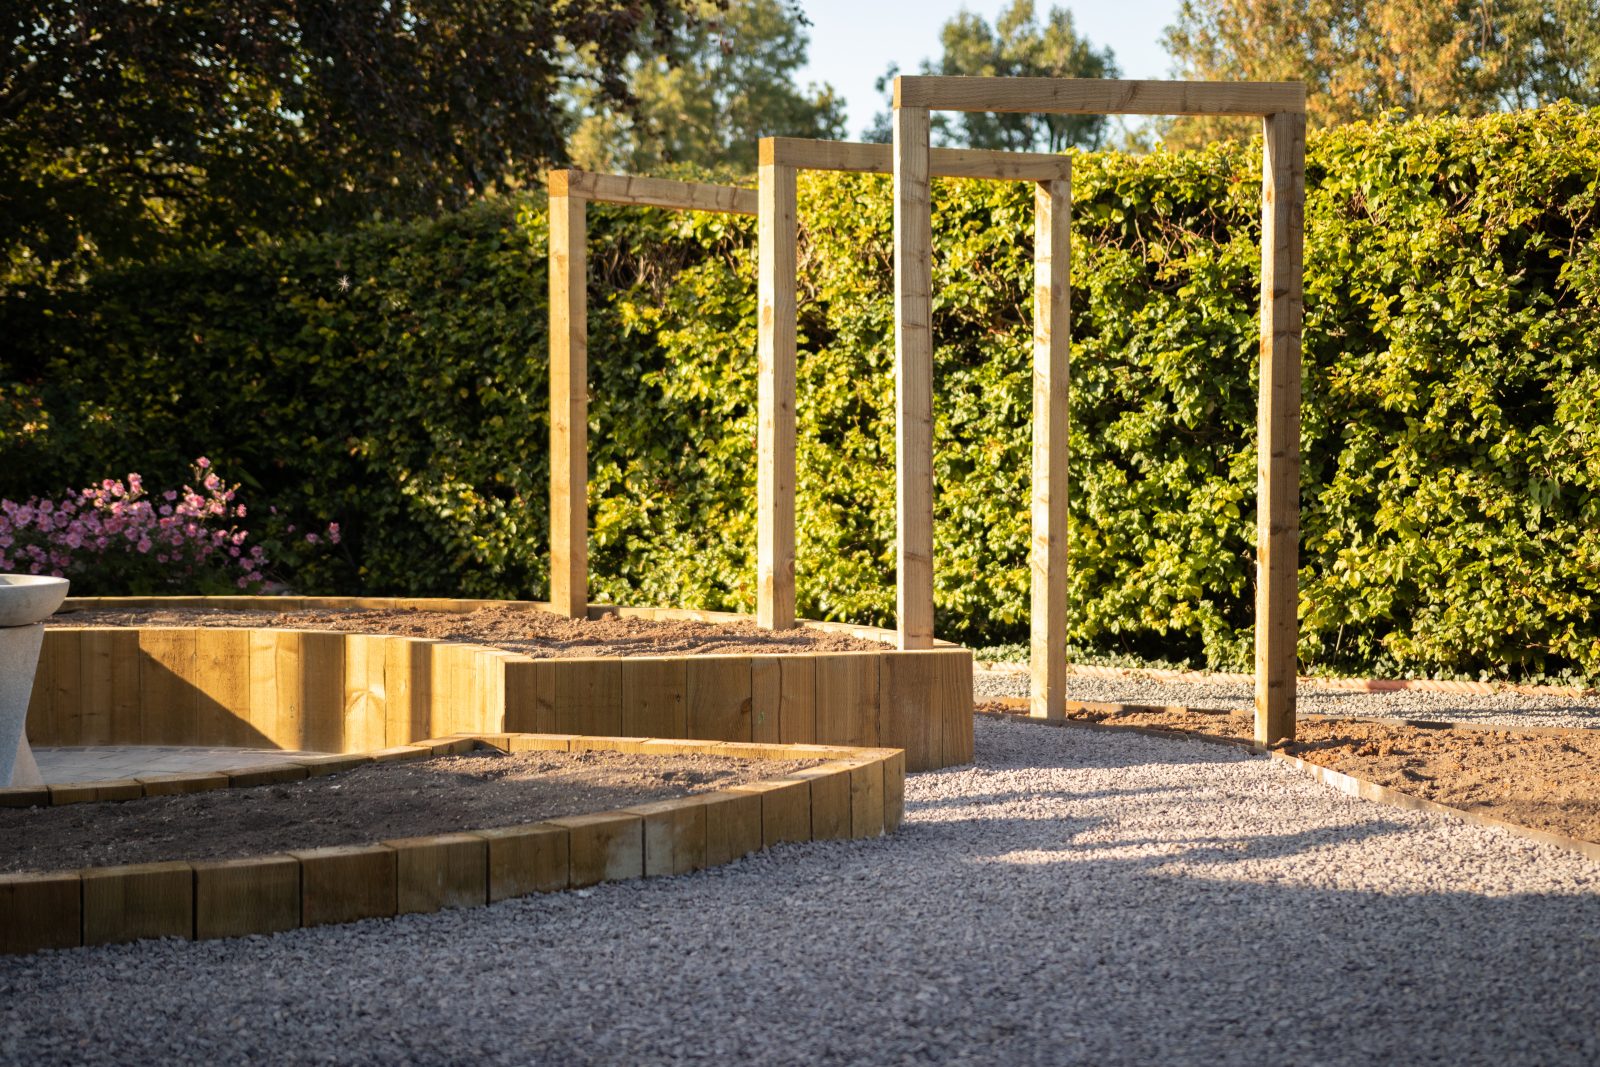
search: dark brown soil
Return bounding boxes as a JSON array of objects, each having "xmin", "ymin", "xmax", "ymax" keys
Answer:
[
  {"xmin": 0, "ymin": 748, "xmax": 819, "ymax": 874},
  {"xmin": 979, "ymin": 700, "xmax": 1600, "ymax": 844},
  {"xmin": 49, "ymin": 605, "xmax": 888, "ymax": 657}
]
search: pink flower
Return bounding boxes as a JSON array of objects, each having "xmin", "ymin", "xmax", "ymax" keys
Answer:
[
  {"xmin": 163, "ymin": 490, "xmax": 178, "ymax": 502},
  {"xmin": 196, "ymin": 457, "xmax": 211, "ymax": 469},
  {"xmin": 203, "ymin": 474, "xmax": 220, "ymax": 491},
  {"xmin": 327, "ymin": 523, "xmax": 341, "ymax": 545},
  {"xmin": 136, "ymin": 538, "xmax": 152, "ymax": 554},
  {"xmin": 304, "ymin": 533, "xmax": 320, "ymax": 545},
  {"xmin": 236, "ymin": 576, "xmax": 250, "ymax": 588}
]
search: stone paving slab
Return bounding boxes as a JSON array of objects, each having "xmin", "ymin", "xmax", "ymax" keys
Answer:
[{"xmin": 33, "ymin": 746, "xmax": 313, "ymax": 784}]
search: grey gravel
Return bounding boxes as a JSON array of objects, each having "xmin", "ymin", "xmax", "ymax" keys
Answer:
[
  {"xmin": 976, "ymin": 665, "xmax": 1600, "ymax": 729},
  {"xmin": 2, "ymin": 715, "xmax": 1598, "ymax": 1066}
]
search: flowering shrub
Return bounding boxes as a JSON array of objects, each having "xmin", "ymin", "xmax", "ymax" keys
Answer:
[{"xmin": 0, "ymin": 459, "xmax": 340, "ymax": 595}]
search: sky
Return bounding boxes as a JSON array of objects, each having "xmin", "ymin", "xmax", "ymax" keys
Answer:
[{"xmin": 794, "ymin": 0, "xmax": 1185, "ymax": 138}]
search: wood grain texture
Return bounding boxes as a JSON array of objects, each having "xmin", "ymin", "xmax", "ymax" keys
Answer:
[
  {"xmin": 1031, "ymin": 176, "xmax": 1071, "ymax": 721},
  {"xmin": 476, "ymin": 823, "xmax": 570, "ymax": 901},
  {"xmin": 620, "ymin": 658, "xmax": 687, "ymax": 738},
  {"xmin": 757, "ymin": 160, "xmax": 799, "ymax": 630},
  {"xmin": 82, "ymin": 861, "xmax": 193, "ymax": 946},
  {"xmin": 194, "ymin": 628, "xmax": 251, "ymax": 746},
  {"xmin": 298, "ymin": 631, "xmax": 345, "ymax": 752},
  {"xmin": 503, "ymin": 657, "xmax": 555, "ymax": 734},
  {"xmin": 340, "ymin": 633, "xmax": 388, "ymax": 753},
  {"xmin": 384, "ymin": 637, "xmax": 432, "ymax": 746},
  {"xmin": 1255, "ymin": 110, "xmax": 1306, "ymax": 746},
  {"xmin": 815, "ymin": 654, "xmax": 880, "ymax": 748},
  {"xmin": 249, "ymin": 629, "xmax": 299, "ymax": 749},
  {"xmin": 761, "ymin": 137, "xmax": 1071, "ymax": 181},
  {"xmin": 137, "ymin": 629, "xmax": 197, "ymax": 745},
  {"xmin": 0, "ymin": 872, "xmax": 81, "ymax": 954},
  {"xmin": 549, "ymin": 812, "xmax": 644, "ymax": 886},
  {"xmin": 548, "ymin": 189, "xmax": 589, "ymax": 619},
  {"xmin": 893, "ymin": 105, "xmax": 936, "ymax": 650},
  {"xmin": 697, "ymin": 790, "xmax": 763, "ymax": 866},
  {"xmin": 752, "ymin": 655, "xmax": 815, "ymax": 744},
  {"xmin": 388, "ymin": 834, "xmax": 488, "ymax": 914},
  {"xmin": 551, "ymin": 169, "xmax": 757, "ymax": 215},
  {"xmin": 292, "ymin": 844, "xmax": 397, "ymax": 927},
  {"xmin": 894, "ymin": 76, "xmax": 1306, "ymax": 116},
  {"xmin": 935, "ymin": 650, "xmax": 975, "ymax": 766},
  {"xmin": 878, "ymin": 653, "xmax": 939, "ymax": 771},
  {"xmin": 552, "ymin": 659, "xmax": 623, "ymax": 735},
  {"xmin": 80, "ymin": 628, "xmax": 140, "ymax": 745},
  {"xmin": 685, "ymin": 658, "xmax": 753, "ymax": 741},
  {"xmin": 193, "ymin": 854, "xmax": 300, "ymax": 940},
  {"xmin": 625, "ymin": 799, "xmax": 707, "ymax": 877},
  {"xmin": 41, "ymin": 628, "xmax": 81, "ymax": 745}
]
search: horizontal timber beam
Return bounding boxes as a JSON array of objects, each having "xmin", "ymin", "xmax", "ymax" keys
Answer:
[
  {"xmin": 760, "ymin": 138, "xmax": 1071, "ymax": 182},
  {"xmin": 893, "ymin": 76, "xmax": 1305, "ymax": 116},
  {"xmin": 548, "ymin": 170, "xmax": 757, "ymax": 216}
]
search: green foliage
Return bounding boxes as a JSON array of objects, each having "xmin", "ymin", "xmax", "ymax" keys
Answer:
[
  {"xmin": 568, "ymin": 0, "xmax": 844, "ymax": 176},
  {"xmin": 864, "ymin": 1, "xmax": 1118, "ymax": 149},
  {"xmin": 2, "ymin": 0, "xmax": 701, "ymax": 284},
  {"xmin": 7, "ymin": 105, "xmax": 1600, "ymax": 682}
]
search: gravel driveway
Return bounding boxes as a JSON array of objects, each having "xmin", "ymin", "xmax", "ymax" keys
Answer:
[{"xmin": 2, "ymin": 716, "xmax": 1597, "ymax": 1066}]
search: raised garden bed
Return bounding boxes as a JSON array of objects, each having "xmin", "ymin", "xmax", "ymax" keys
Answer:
[
  {"xmin": 0, "ymin": 733, "xmax": 905, "ymax": 954},
  {"xmin": 29, "ymin": 596, "xmax": 974, "ymax": 770}
]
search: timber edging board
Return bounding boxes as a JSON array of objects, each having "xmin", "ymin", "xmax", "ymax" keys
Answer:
[
  {"xmin": 975, "ymin": 704, "xmax": 1600, "ymax": 864},
  {"xmin": 34, "ymin": 599, "xmax": 972, "ymax": 770},
  {"xmin": 0, "ymin": 733, "xmax": 905, "ymax": 955}
]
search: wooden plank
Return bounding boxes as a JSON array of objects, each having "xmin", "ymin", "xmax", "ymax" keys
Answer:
[
  {"xmin": 41, "ymin": 628, "xmax": 81, "ymax": 745},
  {"xmin": 504, "ymin": 658, "xmax": 558, "ymax": 734},
  {"xmin": 757, "ymin": 159, "xmax": 799, "ymax": 631},
  {"xmin": 548, "ymin": 188, "xmax": 589, "ymax": 619},
  {"xmin": 751, "ymin": 655, "xmax": 813, "ymax": 744},
  {"xmin": 388, "ymin": 833, "xmax": 488, "ymax": 914},
  {"xmin": 727, "ymin": 779, "xmax": 810, "ymax": 847},
  {"xmin": 299, "ymin": 631, "xmax": 345, "ymax": 753},
  {"xmin": 1255, "ymin": 110, "xmax": 1306, "ymax": 746},
  {"xmin": 697, "ymin": 790, "xmax": 763, "ymax": 867},
  {"xmin": 761, "ymin": 137, "xmax": 1072, "ymax": 182},
  {"xmin": 193, "ymin": 854, "xmax": 300, "ymax": 940},
  {"xmin": 80, "ymin": 627, "xmax": 140, "ymax": 745},
  {"xmin": 624, "ymin": 798, "xmax": 708, "ymax": 877},
  {"xmin": 685, "ymin": 657, "xmax": 753, "ymax": 741},
  {"xmin": 384, "ymin": 637, "xmax": 431, "ymax": 746},
  {"xmin": 620, "ymin": 658, "xmax": 687, "ymax": 738},
  {"xmin": 292, "ymin": 844, "xmax": 397, "ymax": 927},
  {"xmin": 548, "ymin": 812, "xmax": 644, "ymax": 887},
  {"xmin": 341, "ymin": 633, "xmax": 388, "ymax": 753},
  {"xmin": 552, "ymin": 169, "xmax": 758, "ymax": 216},
  {"xmin": 893, "ymin": 104, "xmax": 936, "ymax": 650},
  {"xmin": 935, "ymin": 649, "xmax": 975, "ymax": 766},
  {"xmin": 1031, "ymin": 175, "xmax": 1071, "ymax": 722},
  {"xmin": 552, "ymin": 659, "xmax": 622, "ymax": 736},
  {"xmin": 878, "ymin": 653, "xmax": 939, "ymax": 771},
  {"xmin": 815, "ymin": 654, "xmax": 880, "ymax": 748},
  {"xmin": 0, "ymin": 871, "xmax": 82, "ymax": 954},
  {"xmin": 475, "ymin": 823, "xmax": 570, "ymax": 901},
  {"xmin": 787, "ymin": 766, "xmax": 851, "ymax": 840},
  {"xmin": 894, "ymin": 76, "xmax": 1306, "ymax": 116},
  {"xmin": 137, "ymin": 629, "xmax": 197, "ymax": 745},
  {"xmin": 82, "ymin": 861, "xmax": 193, "ymax": 946},
  {"xmin": 848, "ymin": 760, "xmax": 886, "ymax": 839},
  {"xmin": 194, "ymin": 628, "xmax": 250, "ymax": 746},
  {"xmin": 882, "ymin": 750, "xmax": 906, "ymax": 831}
]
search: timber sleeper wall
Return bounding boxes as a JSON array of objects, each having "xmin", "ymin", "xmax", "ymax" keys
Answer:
[
  {"xmin": 0, "ymin": 733, "xmax": 905, "ymax": 954},
  {"xmin": 29, "ymin": 622, "xmax": 972, "ymax": 770}
]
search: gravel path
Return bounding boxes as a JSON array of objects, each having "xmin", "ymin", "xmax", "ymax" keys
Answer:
[
  {"xmin": 976, "ymin": 666, "xmax": 1600, "ymax": 729},
  {"xmin": 3, "ymin": 716, "xmax": 1598, "ymax": 1066}
]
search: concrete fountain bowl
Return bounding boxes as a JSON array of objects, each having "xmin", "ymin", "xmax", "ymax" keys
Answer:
[
  {"xmin": 0, "ymin": 574, "xmax": 69, "ymax": 787},
  {"xmin": 0, "ymin": 574, "xmax": 71, "ymax": 627}
]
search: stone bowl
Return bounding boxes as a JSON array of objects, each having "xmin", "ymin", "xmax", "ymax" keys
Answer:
[{"xmin": 0, "ymin": 575, "xmax": 70, "ymax": 627}]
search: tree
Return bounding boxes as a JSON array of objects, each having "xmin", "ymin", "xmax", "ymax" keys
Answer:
[
  {"xmin": 2, "ymin": 0, "xmax": 707, "ymax": 284},
  {"xmin": 566, "ymin": 0, "xmax": 844, "ymax": 175},
  {"xmin": 1162, "ymin": 0, "xmax": 1600, "ymax": 146},
  {"xmin": 864, "ymin": 0, "xmax": 1118, "ymax": 151}
]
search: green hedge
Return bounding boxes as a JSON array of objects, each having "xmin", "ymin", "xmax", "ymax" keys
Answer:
[{"xmin": 5, "ymin": 104, "xmax": 1600, "ymax": 681}]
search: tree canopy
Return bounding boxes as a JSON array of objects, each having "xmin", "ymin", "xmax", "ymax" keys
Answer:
[
  {"xmin": 566, "ymin": 0, "xmax": 844, "ymax": 175},
  {"xmin": 2, "ymin": 0, "xmax": 707, "ymax": 284},
  {"xmin": 1162, "ymin": 0, "xmax": 1600, "ymax": 145},
  {"xmin": 865, "ymin": 0, "xmax": 1118, "ymax": 150}
]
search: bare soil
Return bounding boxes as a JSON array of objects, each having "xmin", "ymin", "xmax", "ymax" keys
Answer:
[
  {"xmin": 0, "ymin": 748, "xmax": 819, "ymax": 874},
  {"xmin": 979, "ymin": 700, "xmax": 1600, "ymax": 844},
  {"xmin": 49, "ymin": 605, "xmax": 887, "ymax": 657}
]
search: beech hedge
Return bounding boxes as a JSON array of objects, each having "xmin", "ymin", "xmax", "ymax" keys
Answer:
[{"xmin": 5, "ymin": 105, "xmax": 1599, "ymax": 680}]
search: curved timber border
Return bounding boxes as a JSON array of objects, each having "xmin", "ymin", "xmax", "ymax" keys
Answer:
[
  {"xmin": 0, "ymin": 732, "xmax": 904, "ymax": 954},
  {"xmin": 30, "ymin": 597, "xmax": 973, "ymax": 770}
]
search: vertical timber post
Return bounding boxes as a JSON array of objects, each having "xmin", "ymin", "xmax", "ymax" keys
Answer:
[
  {"xmin": 892, "ymin": 102, "xmax": 935, "ymax": 651},
  {"xmin": 757, "ymin": 146, "xmax": 798, "ymax": 630},
  {"xmin": 548, "ymin": 174, "xmax": 589, "ymax": 619},
  {"xmin": 1255, "ymin": 111, "xmax": 1306, "ymax": 745},
  {"xmin": 1030, "ymin": 175, "xmax": 1071, "ymax": 720}
]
